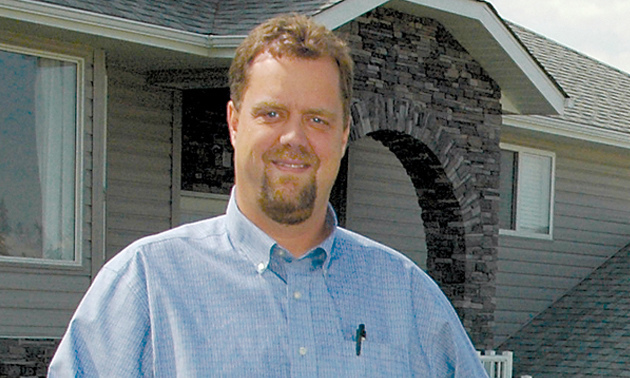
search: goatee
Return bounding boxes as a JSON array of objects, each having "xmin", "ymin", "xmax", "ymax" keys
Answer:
[
  {"xmin": 258, "ymin": 145, "xmax": 319, "ymax": 225},
  {"xmin": 259, "ymin": 173, "xmax": 317, "ymax": 225}
]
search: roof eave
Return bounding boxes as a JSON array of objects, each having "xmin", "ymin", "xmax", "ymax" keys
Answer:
[
  {"xmin": 0, "ymin": 0, "xmax": 218, "ymax": 56},
  {"xmin": 504, "ymin": 115, "xmax": 630, "ymax": 150}
]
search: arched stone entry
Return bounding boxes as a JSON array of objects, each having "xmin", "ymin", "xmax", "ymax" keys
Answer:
[
  {"xmin": 370, "ymin": 130, "xmax": 466, "ymax": 289},
  {"xmin": 349, "ymin": 93, "xmax": 499, "ymax": 348}
]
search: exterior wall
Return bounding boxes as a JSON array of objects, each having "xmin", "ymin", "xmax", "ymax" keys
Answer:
[
  {"xmin": 495, "ymin": 126, "xmax": 630, "ymax": 345},
  {"xmin": 0, "ymin": 32, "xmax": 97, "ymax": 339},
  {"xmin": 0, "ymin": 32, "xmax": 107, "ymax": 378},
  {"xmin": 106, "ymin": 68, "xmax": 174, "ymax": 260},
  {"xmin": 0, "ymin": 60, "xmax": 175, "ymax": 378},
  {"xmin": 346, "ymin": 137, "xmax": 427, "ymax": 269},
  {"xmin": 340, "ymin": 7, "xmax": 502, "ymax": 347}
]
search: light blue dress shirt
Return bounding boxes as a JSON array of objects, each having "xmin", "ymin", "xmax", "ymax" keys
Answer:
[{"xmin": 49, "ymin": 194, "xmax": 488, "ymax": 377}]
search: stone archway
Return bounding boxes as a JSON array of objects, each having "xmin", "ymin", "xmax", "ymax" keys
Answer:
[
  {"xmin": 369, "ymin": 130, "xmax": 466, "ymax": 292},
  {"xmin": 350, "ymin": 93, "xmax": 499, "ymax": 348}
]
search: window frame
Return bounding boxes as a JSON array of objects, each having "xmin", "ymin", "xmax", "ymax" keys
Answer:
[
  {"xmin": 0, "ymin": 42, "xmax": 85, "ymax": 267},
  {"xmin": 499, "ymin": 143, "xmax": 556, "ymax": 240}
]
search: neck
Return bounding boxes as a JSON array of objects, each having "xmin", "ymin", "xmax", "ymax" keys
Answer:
[{"xmin": 270, "ymin": 208, "xmax": 333, "ymax": 257}]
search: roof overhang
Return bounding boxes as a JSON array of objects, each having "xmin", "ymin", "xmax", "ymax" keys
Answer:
[
  {"xmin": 504, "ymin": 115, "xmax": 630, "ymax": 150},
  {"xmin": 314, "ymin": 0, "xmax": 568, "ymax": 115},
  {"xmin": 0, "ymin": 0, "xmax": 240, "ymax": 71},
  {"xmin": 1, "ymin": 0, "xmax": 568, "ymax": 115}
]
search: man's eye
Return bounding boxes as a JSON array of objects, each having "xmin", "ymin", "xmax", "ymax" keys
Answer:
[
  {"xmin": 311, "ymin": 116, "xmax": 328, "ymax": 125},
  {"xmin": 253, "ymin": 109, "xmax": 282, "ymax": 122}
]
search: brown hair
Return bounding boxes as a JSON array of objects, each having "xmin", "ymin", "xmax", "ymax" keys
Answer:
[{"xmin": 229, "ymin": 14, "xmax": 354, "ymax": 126}]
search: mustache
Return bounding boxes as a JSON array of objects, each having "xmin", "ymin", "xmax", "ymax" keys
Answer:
[{"xmin": 262, "ymin": 145, "xmax": 319, "ymax": 165}]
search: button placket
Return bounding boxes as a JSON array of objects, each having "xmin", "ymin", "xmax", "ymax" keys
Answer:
[{"xmin": 286, "ymin": 265, "xmax": 316, "ymax": 375}]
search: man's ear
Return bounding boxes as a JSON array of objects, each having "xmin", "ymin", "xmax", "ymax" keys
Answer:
[{"xmin": 227, "ymin": 100, "xmax": 238, "ymax": 147}]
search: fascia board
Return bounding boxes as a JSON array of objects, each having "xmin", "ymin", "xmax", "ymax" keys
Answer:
[
  {"xmin": 312, "ymin": 0, "xmax": 389, "ymax": 29},
  {"xmin": 207, "ymin": 35, "xmax": 246, "ymax": 58},
  {"xmin": 503, "ymin": 115, "xmax": 630, "ymax": 150},
  {"xmin": 0, "ymin": 0, "xmax": 220, "ymax": 56}
]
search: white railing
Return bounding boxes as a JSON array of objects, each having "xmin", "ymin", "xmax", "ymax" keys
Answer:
[{"xmin": 477, "ymin": 350, "xmax": 513, "ymax": 378}]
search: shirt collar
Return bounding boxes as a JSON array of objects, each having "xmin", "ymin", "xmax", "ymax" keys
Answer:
[{"xmin": 225, "ymin": 188, "xmax": 338, "ymax": 274}]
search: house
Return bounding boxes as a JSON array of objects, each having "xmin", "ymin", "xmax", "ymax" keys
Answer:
[
  {"xmin": 2, "ymin": 0, "xmax": 626, "ymax": 375},
  {"xmin": 495, "ymin": 23, "xmax": 630, "ymax": 376}
]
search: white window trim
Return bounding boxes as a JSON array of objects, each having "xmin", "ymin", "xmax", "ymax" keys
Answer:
[
  {"xmin": 499, "ymin": 143, "xmax": 555, "ymax": 240},
  {"xmin": 0, "ymin": 42, "xmax": 85, "ymax": 267}
]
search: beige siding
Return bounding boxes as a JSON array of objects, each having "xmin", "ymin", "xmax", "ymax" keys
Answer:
[
  {"xmin": 495, "ymin": 129, "xmax": 630, "ymax": 345},
  {"xmin": 106, "ymin": 69, "xmax": 174, "ymax": 260},
  {"xmin": 179, "ymin": 192, "xmax": 229, "ymax": 225},
  {"xmin": 345, "ymin": 137, "xmax": 427, "ymax": 269},
  {"xmin": 0, "ymin": 34, "xmax": 98, "ymax": 337}
]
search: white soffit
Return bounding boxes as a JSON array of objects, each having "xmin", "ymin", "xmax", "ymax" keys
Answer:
[{"xmin": 316, "ymin": 0, "xmax": 568, "ymax": 116}]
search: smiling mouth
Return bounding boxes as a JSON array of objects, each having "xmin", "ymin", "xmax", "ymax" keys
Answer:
[
  {"xmin": 272, "ymin": 160, "xmax": 310, "ymax": 170},
  {"xmin": 264, "ymin": 145, "xmax": 319, "ymax": 173}
]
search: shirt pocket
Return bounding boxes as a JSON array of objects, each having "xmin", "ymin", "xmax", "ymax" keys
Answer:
[{"xmin": 334, "ymin": 340, "xmax": 410, "ymax": 377}]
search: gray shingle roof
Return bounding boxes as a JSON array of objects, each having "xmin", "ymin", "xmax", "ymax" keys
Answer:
[
  {"xmin": 36, "ymin": 0, "xmax": 341, "ymax": 35},
  {"xmin": 37, "ymin": 0, "xmax": 221, "ymax": 34},
  {"xmin": 499, "ymin": 243, "xmax": 630, "ymax": 377},
  {"xmin": 510, "ymin": 23, "xmax": 630, "ymax": 135},
  {"xmin": 210, "ymin": 0, "xmax": 341, "ymax": 35}
]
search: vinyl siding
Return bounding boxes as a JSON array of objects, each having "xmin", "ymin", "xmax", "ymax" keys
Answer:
[
  {"xmin": 495, "ymin": 128, "xmax": 630, "ymax": 345},
  {"xmin": 0, "ymin": 34, "xmax": 97, "ymax": 337},
  {"xmin": 345, "ymin": 137, "xmax": 427, "ymax": 269},
  {"xmin": 179, "ymin": 192, "xmax": 229, "ymax": 225},
  {"xmin": 106, "ymin": 69, "xmax": 174, "ymax": 260}
]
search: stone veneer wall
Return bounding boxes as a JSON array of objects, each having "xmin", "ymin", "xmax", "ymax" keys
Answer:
[
  {"xmin": 0, "ymin": 339, "xmax": 59, "ymax": 377},
  {"xmin": 338, "ymin": 7, "xmax": 502, "ymax": 348}
]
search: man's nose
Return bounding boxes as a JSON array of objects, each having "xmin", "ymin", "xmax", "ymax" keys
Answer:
[{"xmin": 279, "ymin": 118, "xmax": 308, "ymax": 147}]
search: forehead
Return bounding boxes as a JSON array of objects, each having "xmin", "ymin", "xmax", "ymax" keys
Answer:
[{"xmin": 243, "ymin": 53, "xmax": 343, "ymax": 106}]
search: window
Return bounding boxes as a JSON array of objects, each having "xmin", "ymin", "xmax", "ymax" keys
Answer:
[
  {"xmin": 0, "ymin": 45, "xmax": 82, "ymax": 262},
  {"xmin": 181, "ymin": 88, "xmax": 233, "ymax": 195},
  {"xmin": 178, "ymin": 88, "xmax": 232, "ymax": 224},
  {"xmin": 499, "ymin": 144, "xmax": 555, "ymax": 239}
]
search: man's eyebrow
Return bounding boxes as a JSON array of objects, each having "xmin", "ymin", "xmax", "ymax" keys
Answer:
[
  {"xmin": 250, "ymin": 101, "xmax": 339, "ymax": 119},
  {"xmin": 250, "ymin": 101, "xmax": 287, "ymax": 114},
  {"xmin": 304, "ymin": 108, "xmax": 338, "ymax": 118}
]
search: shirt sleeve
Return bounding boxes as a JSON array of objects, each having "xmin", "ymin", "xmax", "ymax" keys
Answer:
[
  {"xmin": 48, "ymin": 255, "xmax": 153, "ymax": 377},
  {"xmin": 409, "ymin": 268, "xmax": 489, "ymax": 378}
]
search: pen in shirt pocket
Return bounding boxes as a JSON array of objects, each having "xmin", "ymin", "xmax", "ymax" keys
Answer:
[{"xmin": 355, "ymin": 324, "xmax": 366, "ymax": 356}]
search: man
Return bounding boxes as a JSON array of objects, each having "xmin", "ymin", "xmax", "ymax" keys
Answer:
[{"xmin": 49, "ymin": 14, "xmax": 488, "ymax": 377}]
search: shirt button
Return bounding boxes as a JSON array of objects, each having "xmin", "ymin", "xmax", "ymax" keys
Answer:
[
  {"xmin": 299, "ymin": 346, "xmax": 307, "ymax": 356},
  {"xmin": 277, "ymin": 250, "xmax": 285, "ymax": 257},
  {"xmin": 293, "ymin": 291, "xmax": 302, "ymax": 300},
  {"xmin": 256, "ymin": 263, "xmax": 266, "ymax": 273}
]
